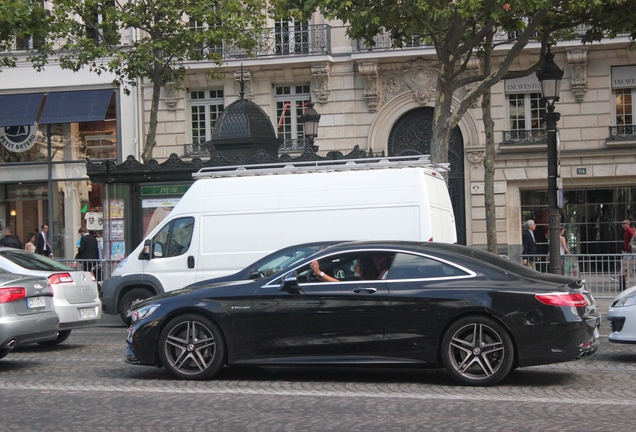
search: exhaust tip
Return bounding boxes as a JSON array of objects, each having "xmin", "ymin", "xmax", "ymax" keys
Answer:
[{"xmin": 5, "ymin": 339, "xmax": 17, "ymax": 350}]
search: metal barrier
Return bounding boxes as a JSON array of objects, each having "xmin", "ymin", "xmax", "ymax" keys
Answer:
[
  {"xmin": 519, "ymin": 253, "xmax": 636, "ymax": 298},
  {"xmin": 55, "ymin": 258, "xmax": 122, "ymax": 283}
]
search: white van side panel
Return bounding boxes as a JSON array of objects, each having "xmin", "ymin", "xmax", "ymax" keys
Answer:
[{"xmin": 198, "ymin": 205, "xmax": 422, "ymax": 279}]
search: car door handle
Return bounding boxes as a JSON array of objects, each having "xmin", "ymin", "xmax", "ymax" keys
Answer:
[
  {"xmin": 187, "ymin": 256, "xmax": 195, "ymax": 268},
  {"xmin": 353, "ymin": 287, "xmax": 377, "ymax": 294}
]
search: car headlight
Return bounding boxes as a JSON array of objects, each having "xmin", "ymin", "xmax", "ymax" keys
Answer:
[
  {"xmin": 614, "ymin": 294, "xmax": 636, "ymax": 308},
  {"xmin": 130, "ymin": 304, "xmax": 160, "ymax": 323}
]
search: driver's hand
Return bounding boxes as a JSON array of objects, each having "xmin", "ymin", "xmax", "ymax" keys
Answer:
[{"xmin": 310, "ymin": 260, "xmax": 320, "ymax": 275}]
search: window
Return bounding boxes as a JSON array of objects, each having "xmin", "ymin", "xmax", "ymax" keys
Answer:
[
  {"xmin": 613, "ymin": 88, "xmax": 636, "ymax": 138},
  {"xmin": 189, "ymin": 90, "xmax": 224, "ymax": 144},
  {"xmin": 274, "ymin": 20, "xmax": 309, "ymax": 55},
  {"xmin": 509, "ymin": 92, "xmax": 545, "ymax": 130},
  {"xmin": 151, "ymin": 217, "xmax": 194, "ymax": 258},
  {"xmin": 274, "ymin": 85, "xmax": 310, "ymax": 147},
  {"xmin": 85, "ymin": 0, "xmax": 118, "ymax": 44},
  {"xmin": 387, "ymin": 253, "xmax": 468, "ymax": 280}
]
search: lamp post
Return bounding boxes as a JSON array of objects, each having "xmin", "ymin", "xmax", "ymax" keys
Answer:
[
  {"xmin": 536, "ymin": 48, "xmax": 564, "ymax": 275},
  {"xmin": 299, "ymin": 99, "xmax": 321, "ymax": 152}
]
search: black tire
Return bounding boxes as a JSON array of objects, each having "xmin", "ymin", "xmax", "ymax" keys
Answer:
[
  {"xmin": 158, "ymin": 314, "xmax": 226, "ymax": 380},
  {"xmin": 119, "ymin": 288, "xmax": 153, "ymax": 324},
  {"xmin": 441, "ymin": 316, "xmax": 514, "ymax": 386},
  {"xmin": 0, "ymin": 349, "xmax": 9, "ymax": 360},
  {"xmin": 38, "ymin": 330, "xmax": 72, "ymax": 346}
]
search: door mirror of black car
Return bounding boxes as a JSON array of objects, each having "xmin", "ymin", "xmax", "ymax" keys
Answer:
[
  {"xmin": 139, "ymin": 239, "xmax": 152, "ymax": 260},
  {"xmin": 280, "ymin": 272, "xmax": 303, "ymax": 294}
]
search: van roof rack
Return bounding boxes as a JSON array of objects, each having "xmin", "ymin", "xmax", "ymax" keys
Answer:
[{"xmin": 192, "ymin": 155, "xmax": 449, "ymax": 179}]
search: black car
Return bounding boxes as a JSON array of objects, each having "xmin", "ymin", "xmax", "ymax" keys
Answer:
[{"xmin": 125, "ymin": 241, "xmax": 600, "ymax": 386}]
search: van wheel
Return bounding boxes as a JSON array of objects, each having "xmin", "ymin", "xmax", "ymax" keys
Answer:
[
  {"xmin": 158, "ymin": 314, "xmax": 226, "ymax": 380},
  {"xmin": 119, "ymin": 288, "xmax": 153, "ymax": 324},
  {"xmin": 38, "ymin": 330, "xmax": 72, "ymax": 346}
]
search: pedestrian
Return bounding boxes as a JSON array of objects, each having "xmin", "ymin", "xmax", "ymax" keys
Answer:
[
  {"xmin": 36, "ymin": 224, "xmax": 53, "ymax": 257},
  {"xmin": 620, "ymin": 219, "xmax": 635, "ymax": 290},
  {"xmin": 522, "ymin": 220, "xmax": 538, "ymax": 270},
  {"xmin": 0, "ymin": 226, "xmax": 21, "ymax": 249},
  {"xmin": 76, "ymin": 227, "xmax": 99, "ymax": 273},
  {"xmin": 24, "ymin": 233, "xmax": 36, "ymax": 253},
  {"xmin": 559, "ymin": 226, "xmax": 571, "ymax": 275}
]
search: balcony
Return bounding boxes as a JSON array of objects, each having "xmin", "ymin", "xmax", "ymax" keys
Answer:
[
  {"xmin": 608, "ymin": 125, "xmax": 636, "ymax": 140},
  {"xmin": 224, "ymin": 24, "xmax": 331, "ymax": 59},
  {"xmin": 500, "ymin": 129, "xmax": 547, "ymax": 152}
]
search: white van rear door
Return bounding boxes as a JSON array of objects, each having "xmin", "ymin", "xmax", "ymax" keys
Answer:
[{"xmin": 142, "ymin": 216, "xmax": 200, "ymax": 292}]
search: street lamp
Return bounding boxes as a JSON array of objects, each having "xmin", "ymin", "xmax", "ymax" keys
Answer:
[
  {"xmin": 299, "ymin": 99, "xmax": 321, "ymax": 152},
  {"xmin": 536, "ymin": 47, "xmax": 564, "ymax": 275}
]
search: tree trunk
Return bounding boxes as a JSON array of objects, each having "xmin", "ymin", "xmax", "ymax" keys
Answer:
[
  {"xmin": 481, "ymin": 31, "xmax": 497, "ymax": 254},
  {"xmin": 141, "ymin": 60, "xmax": 163, "ymax": 164}
]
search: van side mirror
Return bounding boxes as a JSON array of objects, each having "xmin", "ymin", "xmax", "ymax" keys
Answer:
[
  {"xmin": 279, "ymin": 272, "xmax": 303, "ymax": 294},
  {"xmin": 139, "ymin": 239, "xmax": 152, "ymax": 260}
]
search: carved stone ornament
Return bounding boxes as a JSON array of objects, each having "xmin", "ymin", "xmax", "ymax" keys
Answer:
[
  {"xmin": 311, "ymin": 64, "xmax": 331, "ymax": 103},
  {"xmin": 402, "ymin": 59, "xmax": 438, "ymax": 105},
  {"xmin": 462, "ymin": 57, "xmax": 482, "ymax": 108},
  {"xmin": 467, "ymin": 150, "xmax": 486, "ymax": 168},
  {"xmin": 163, "ymin": 82, "xmax": 178, "ymax": 110},
  {"xmin": 358, "ymin": 62, "xmax": 380, "ymax": 112},
  {"xmin": 567, "ymin": 49, "xmax": 588, "ymax": 103},
  {"xmin": 233, "ymin": 69, "xmax": 253, "ymax": 100}
]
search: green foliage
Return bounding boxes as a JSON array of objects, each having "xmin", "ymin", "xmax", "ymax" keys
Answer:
[{"xmin": 0, "ymin": 0, "xmax": 52, "ymax": 71}]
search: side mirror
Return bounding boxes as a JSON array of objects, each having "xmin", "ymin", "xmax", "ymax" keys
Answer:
[
  {"xmin": 153, "ymin": 242, "xmax": 164, "ymax": 258},
  {"xmin": 279, "ymin": 271, "xmax": 303, "ymax": 294},
  {"xmin": 139, "ymin": 239, "xmax": 152, "ymax": 260}
]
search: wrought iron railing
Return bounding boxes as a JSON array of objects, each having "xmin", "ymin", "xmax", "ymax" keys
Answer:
[
  {"xmin": 608, "ymin": 125, "xmax": 636, "ymax": 140},
  {"xmin": 502, "ymin": 129, "xmax": 547, "ymax": 144},
  {"xmin": 224, "ymin": 24, "xmax": 331, "ymax": 59},
  {"xmin": 279, "ymin": 138, "xmax": 312, "ymax": 152},
  {"xmin": 358, "ymin": 25, "xmax": 591, "ymax": 52},
  {"xmin": 184, "ymin": 143, "xmax": 211, "ymax": 157}
]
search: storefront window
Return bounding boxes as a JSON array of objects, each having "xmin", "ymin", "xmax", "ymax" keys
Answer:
[{"xmin": 521, "ymin": 187, "xmax": 636, "ymax": 255}]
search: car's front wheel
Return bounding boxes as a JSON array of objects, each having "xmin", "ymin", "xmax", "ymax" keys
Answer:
[
  {"xmin": 37, "ymin": 330, "xmax": 72, "ymax": 346},
  {"xmin": 441, "ymin": 316, "xmax": 514, "ymax": 386},
  {"xmin": 158, "ymin": 314, "xmax": 226, "ymax": 380}
]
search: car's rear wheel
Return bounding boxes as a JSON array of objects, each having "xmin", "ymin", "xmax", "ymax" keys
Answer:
[
  {"xmin": 37, "ymin": 330, "xmax": 72, "ymax": 346},
  {"xmin": 441, "ymin": 316, "xmax": 514, "ymax": 386},
  {"xmin": 158, "ymin": 314, "xmax": 226, "ymax": 380},
  {"xmin": 119, "ymin": 288, "xmax": 153, "ymax": 324}
]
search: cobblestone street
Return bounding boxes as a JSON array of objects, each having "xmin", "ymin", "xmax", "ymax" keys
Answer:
[{"xmin": 1, "ymin": 298, "xmax": 635, "ymax": 431}]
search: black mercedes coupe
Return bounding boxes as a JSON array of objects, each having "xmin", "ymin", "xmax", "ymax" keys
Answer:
[{"xmin": 125, "ymin": 241, "xmax": 600, "ymax": 386}]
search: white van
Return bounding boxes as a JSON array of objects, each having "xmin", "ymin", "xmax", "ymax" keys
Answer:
[{"xmin": 100, "ymin": 156, "xmax": 456, "ymax": 320}]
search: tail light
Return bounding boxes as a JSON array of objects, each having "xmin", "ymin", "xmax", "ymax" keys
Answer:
[
  {"xmin": 0, "ymin": 287, "xmax": 26, "ymax": 304},
  {"xmin": 535, "ymin": 293, "xmax": 588, "ymax": 307},
  {"xmin": 48, "ymin": 273, "xmax": 74, "ymax": 285}
]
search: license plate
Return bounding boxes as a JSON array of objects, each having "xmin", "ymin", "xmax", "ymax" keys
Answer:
[
  {"xmin": 79, "ymin": 308, "xmax": 97, "ymax": 319},
  {"xmin": 27, "ymin": 297, "xmax": 46, "ymax": 309}
]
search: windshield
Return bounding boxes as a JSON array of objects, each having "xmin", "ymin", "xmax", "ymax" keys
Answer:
[
  {"xmin": 248, "ymin": 244, "xmax": 333, "ymax": 279},
  {"xmin": 0, "ymin": 250, "xmax": 75, "ymax": 272}
]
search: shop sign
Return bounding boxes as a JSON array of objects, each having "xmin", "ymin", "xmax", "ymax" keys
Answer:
[
  {"xmin": 140, "ymin": 185, "xmax": 191, "ymax": 196},
  {"xmin": 0, "ymin": 124, "xmax": 38, "ymax": 153}
]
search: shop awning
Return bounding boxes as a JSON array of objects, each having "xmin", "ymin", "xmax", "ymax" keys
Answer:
[
  {"xmin": 0, "ymin": 93, "xmax": 45, "ymax": 127},
  {"xmin": 39, "ymin": 89, "xmax": 114, "ymax": 124}
]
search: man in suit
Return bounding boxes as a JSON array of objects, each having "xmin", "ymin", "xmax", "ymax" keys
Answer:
[
  {"xmin": 522, "ymin": 219, "xmax": 538, "ymax": 270},
  {"xmin": 76, "ymin": 227, "xmax": 99, "ymax": 272},
  {"xmin": 36, "ymin": 224, "xmax": 53, "ymax": 257},
  {"xmin": 0, "ymin": 226, "xmax": 21, "ymax": 249}
]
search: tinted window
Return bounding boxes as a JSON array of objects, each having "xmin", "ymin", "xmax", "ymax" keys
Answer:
[
  {"xmin": 387, "ymin": 253, "xmax": 468, "ymax": 279},
  {"xmin": 0, "ymin": 250, "xmax": 74, "ymax": 271},
  {"xmin": 251, "ymin": 245, "xmax": 326, "ymax": 278}
]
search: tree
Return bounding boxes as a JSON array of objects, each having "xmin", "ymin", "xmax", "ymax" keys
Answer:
[
  {"xmin": 0, "ymin": 0, "xmax": 51, "ymax": 72},
  {"xmin": 49, "ymin": 0, "xmax": 269, "ymax": 163},
  {"xmin": 286, "ymin": 0, "xmax": 628, "ymax": 251}
]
